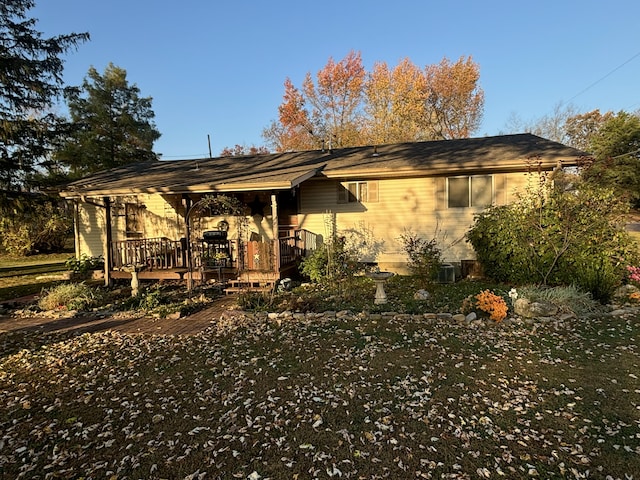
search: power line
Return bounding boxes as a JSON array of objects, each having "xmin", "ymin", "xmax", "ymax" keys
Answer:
[{"xmin": 566, "ymin": 50, "xmax": 640, "ymax": 104}]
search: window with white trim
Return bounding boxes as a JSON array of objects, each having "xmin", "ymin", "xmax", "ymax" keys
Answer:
[
  {"xmin": 447, "ymin": 175, "xmax": 493, "ymax": 208},
  {"xmin": 337, "ymin": 181, "xmax": 378, "ymax": 203}
]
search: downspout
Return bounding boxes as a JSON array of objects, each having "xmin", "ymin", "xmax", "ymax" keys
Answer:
[{"xmin": 271, "ymin": 193, "xmax": 280, "ymax": 276}]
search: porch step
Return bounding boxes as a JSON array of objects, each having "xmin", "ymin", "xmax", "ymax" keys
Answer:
[{"xmin": 224, "ymin": 280, "xmax": 276, "ymax": 295}]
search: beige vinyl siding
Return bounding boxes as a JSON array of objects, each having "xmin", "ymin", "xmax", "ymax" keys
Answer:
[
  {"xmin": 142, "ymin": 194, "xmax": 183, "ymax": 239},
  {"xmin": 76, "ymin": 202, "xmax": 105, "ymax": 259},
  {"xmin": 298, "ymin": 172, "xmax": 533, "ymax": 270},
  {"xmin": 299, "ymin": 177, "xmax": 446, "ymax": 267}
]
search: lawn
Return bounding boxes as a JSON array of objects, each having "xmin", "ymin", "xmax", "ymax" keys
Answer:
[
  {"xmin": 1, "ymin": 307, "xmax": 639, "ymax": 479},
  {"xmin": 0, "ymin": 253, "xmax": 70, "ymax": 302}
]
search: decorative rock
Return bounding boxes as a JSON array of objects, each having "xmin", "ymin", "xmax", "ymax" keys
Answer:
[
  {"xmin": 336, "ymin": 310, "xmax": 352, "ymax": 318},
  {"xmin": 414, "ymin": 289, "xmax": 431, "ymax": 300},
  {"xmin": 436, "ymin": 313, "xmax": 453, "ymax": 320},
  {"xmin": 452, "ymin": 313, "xmax": 466, "ymax": 323},
  {"xmin": 465, "ymin": 312, "xmax": 477, "ymax": 323},
  {"xmin": 614, "ymin": 284, "xmax": 639, "ymax": 298},
  {"xmin": 558, "ymin": 312, "xmax": 576, "ymax": 322},
  {"xmin": 423, "ymin": 313, "xmax": 437, "ymax": 320},
  {"xmin": 514, "ymin": 298, "xmax": 558, "ymax": 318}
]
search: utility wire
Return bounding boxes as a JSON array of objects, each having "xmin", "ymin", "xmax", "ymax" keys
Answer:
[{"xmin": 566, "ymin": 50, "xmax": 640, "ymax": 104}]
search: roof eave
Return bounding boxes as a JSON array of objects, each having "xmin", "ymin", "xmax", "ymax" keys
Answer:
[
  {"xmin": 60, "ymin": 167, "xmax": 321, "ymax": 199},
  {"xmin": 322, "ymin": 157, "xmax": 582, "ymax": 179}
]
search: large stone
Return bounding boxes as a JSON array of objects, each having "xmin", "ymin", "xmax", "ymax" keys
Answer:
[
  {"xmin": 414, "ymin": 289, "xmax": 431, "ymax": 300},
  {"xmin": 514, "ymin": 298, "xmax": 558, "ymax": 318}
]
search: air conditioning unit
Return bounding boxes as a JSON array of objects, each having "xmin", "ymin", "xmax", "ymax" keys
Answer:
[{"xmin": 437, "ymin": 263, "xmax": 455, "ymax": 284}]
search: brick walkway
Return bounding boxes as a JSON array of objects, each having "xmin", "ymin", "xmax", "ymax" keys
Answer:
[{"xmin": 0, "ymin": 295, "xmax": 239, "ymax": 336}]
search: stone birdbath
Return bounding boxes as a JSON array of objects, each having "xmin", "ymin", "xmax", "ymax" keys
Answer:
[
  {"xmin": 366, "ymin": 271, "xmax": 394, "ymax": 305},
  {"xmin": 122, "ymin": 263, "xmax": 146, "ymax": 297}
]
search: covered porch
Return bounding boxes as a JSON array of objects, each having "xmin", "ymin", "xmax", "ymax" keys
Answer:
[
  {"xmin": 107, "ymin": 228, "xmax": 318, "ymax": 290},
  {"xmin": 60, "ymin": 152, "xmax": 325, "ymax": 290}
]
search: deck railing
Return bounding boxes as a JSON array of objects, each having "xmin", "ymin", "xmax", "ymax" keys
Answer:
[
  {"xmin": 278, "ymin": 228, "xmax": 318, "ymax": 267},
  {"xmin": 111, "ymin": 229, "xmax": 320, "ymax": 273},
  {"xmin": 111, "ymin": 237, "xmax": 186, "ymax": 270}
]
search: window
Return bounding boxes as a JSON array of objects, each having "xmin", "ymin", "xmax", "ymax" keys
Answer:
[
  {"xmin": 447, "ymin": 175, "xmax": 493, "ymax": 208},
  {"xmin": 124, "ymin": 202, "xmax": 143, "ymax": 238},
  {"xmin": 337, "ymin": 181, "xmax": 378, "ymax": 203}
]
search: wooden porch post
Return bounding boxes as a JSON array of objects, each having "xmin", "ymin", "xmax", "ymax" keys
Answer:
[
  {"xmin": 103, "ymin": 197, "xmax": 113, "ymax": 286},
  {"xmin": 183, "ymin": 194, "xmax": 194, "ymax": 292},
  {"xmin": 271, "ymin": 193, "xmax": 279, "ymax": 275}
]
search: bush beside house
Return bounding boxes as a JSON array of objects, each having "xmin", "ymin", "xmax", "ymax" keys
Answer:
[{"xmin": 466, "ymin": 172, "xmax": 639, "ymax": 302}]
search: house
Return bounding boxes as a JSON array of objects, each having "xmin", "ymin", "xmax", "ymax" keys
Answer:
[{"xmin": 59, "ymin": 134, "xmax": 588, "ymax": 289}]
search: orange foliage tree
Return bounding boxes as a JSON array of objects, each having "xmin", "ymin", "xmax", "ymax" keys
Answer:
[
  {"xmin": 364, "ymin": 58, "xmax": 429, "ymax": 144},
  {"xmin": 424, "ymin": 56, "xmax": 484, "ymax": 139},
  {"xmin": 263, "ymin": 51, "xmax": 484, "ymax": 152},
  {"xmin": 219, "ymin": 144, "xmax": 270, "ymax": 156}
]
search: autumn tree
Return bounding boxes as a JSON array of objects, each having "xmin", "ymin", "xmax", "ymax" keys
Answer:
[
  {"xmin": 302, "ymin": 50, "xmax": 365, "ymax": 148},
  {"xmin": 54, "ymin": 63, "xmax": 160, "ymax": 179},
  {"xmin": 264, "ymin": 51, "xmax": 366, "ymax": 152},
  {"xmin": 262, "ymin": 78, "xmax": 316, "ymax": 152},
  {"xmin": 264, "ymin": 52, "xmax": 485, "ymax": 152},
  {"xmin": 219, "ymin": 144, "xmax": 270, "ymax": 156},
  {"xmin": 364, "ymin": 58, "xmax": 429, "ymax": 144},
  {"xmin": 424, "ymin": 56, "xmax": 484, "ymax": 139},
  {"xmin": 564, "ymin": 109, "xmax": 613, "ymax": 151},
  {"xmin": 0, "ymin": 0, "xmax": 89, "ymax": 190}
]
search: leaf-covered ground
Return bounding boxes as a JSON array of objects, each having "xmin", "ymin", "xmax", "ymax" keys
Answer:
[{"xmin": 1, "ymin": 310, "xmax": 639, "ymax": 479}]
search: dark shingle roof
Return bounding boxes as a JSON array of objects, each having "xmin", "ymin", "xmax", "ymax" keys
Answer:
[{"xmin": 60, "ymin": 134, "xmax": 589, "ymax": 198}]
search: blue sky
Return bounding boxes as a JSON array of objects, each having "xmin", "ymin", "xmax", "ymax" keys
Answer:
[{"xmin": 33, "ymin": 0, "xmax": 640, "ymax": 159}]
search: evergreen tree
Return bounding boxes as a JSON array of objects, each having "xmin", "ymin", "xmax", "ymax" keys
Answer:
[
  {"xmin": 0, "ymin": 0, "xmax": 89, "ymax": 190},
  {"xmin": 56, "ymin": 63, "xmax": 161, "ymax": 178},
  {"xmin": 582, "ymin": 111, "xmax": 640, "ymax": 208}
]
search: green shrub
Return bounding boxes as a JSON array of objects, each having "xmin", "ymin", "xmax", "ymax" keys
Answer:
[
  {"xmin": 301, "ymin": 237, "xmax": 361, "ymax": 283},
  {"xmin": 0, "ymin": 201, "xmax": 71, "ymax": 256},
  {"xmin": 398, "ymin": 228, "xmax": 442, "ymax": 282},
  {"xmin": 120, "ymin": 286, "xmax": 167, "ymax": 311},
  {"xmin": 300, "ymin": 246, "xmax": 330, "ymax": 283},
  {"xmin": 38, "ymin": 283, "xmax": 98, "ymax": 311},
  {"xmin": 66, "ymin": 254, "xmax": 104, "ymax": 274},
  {"xmin": 466, "ymin": 172, "xmax": 638, "ymax": 301}
]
